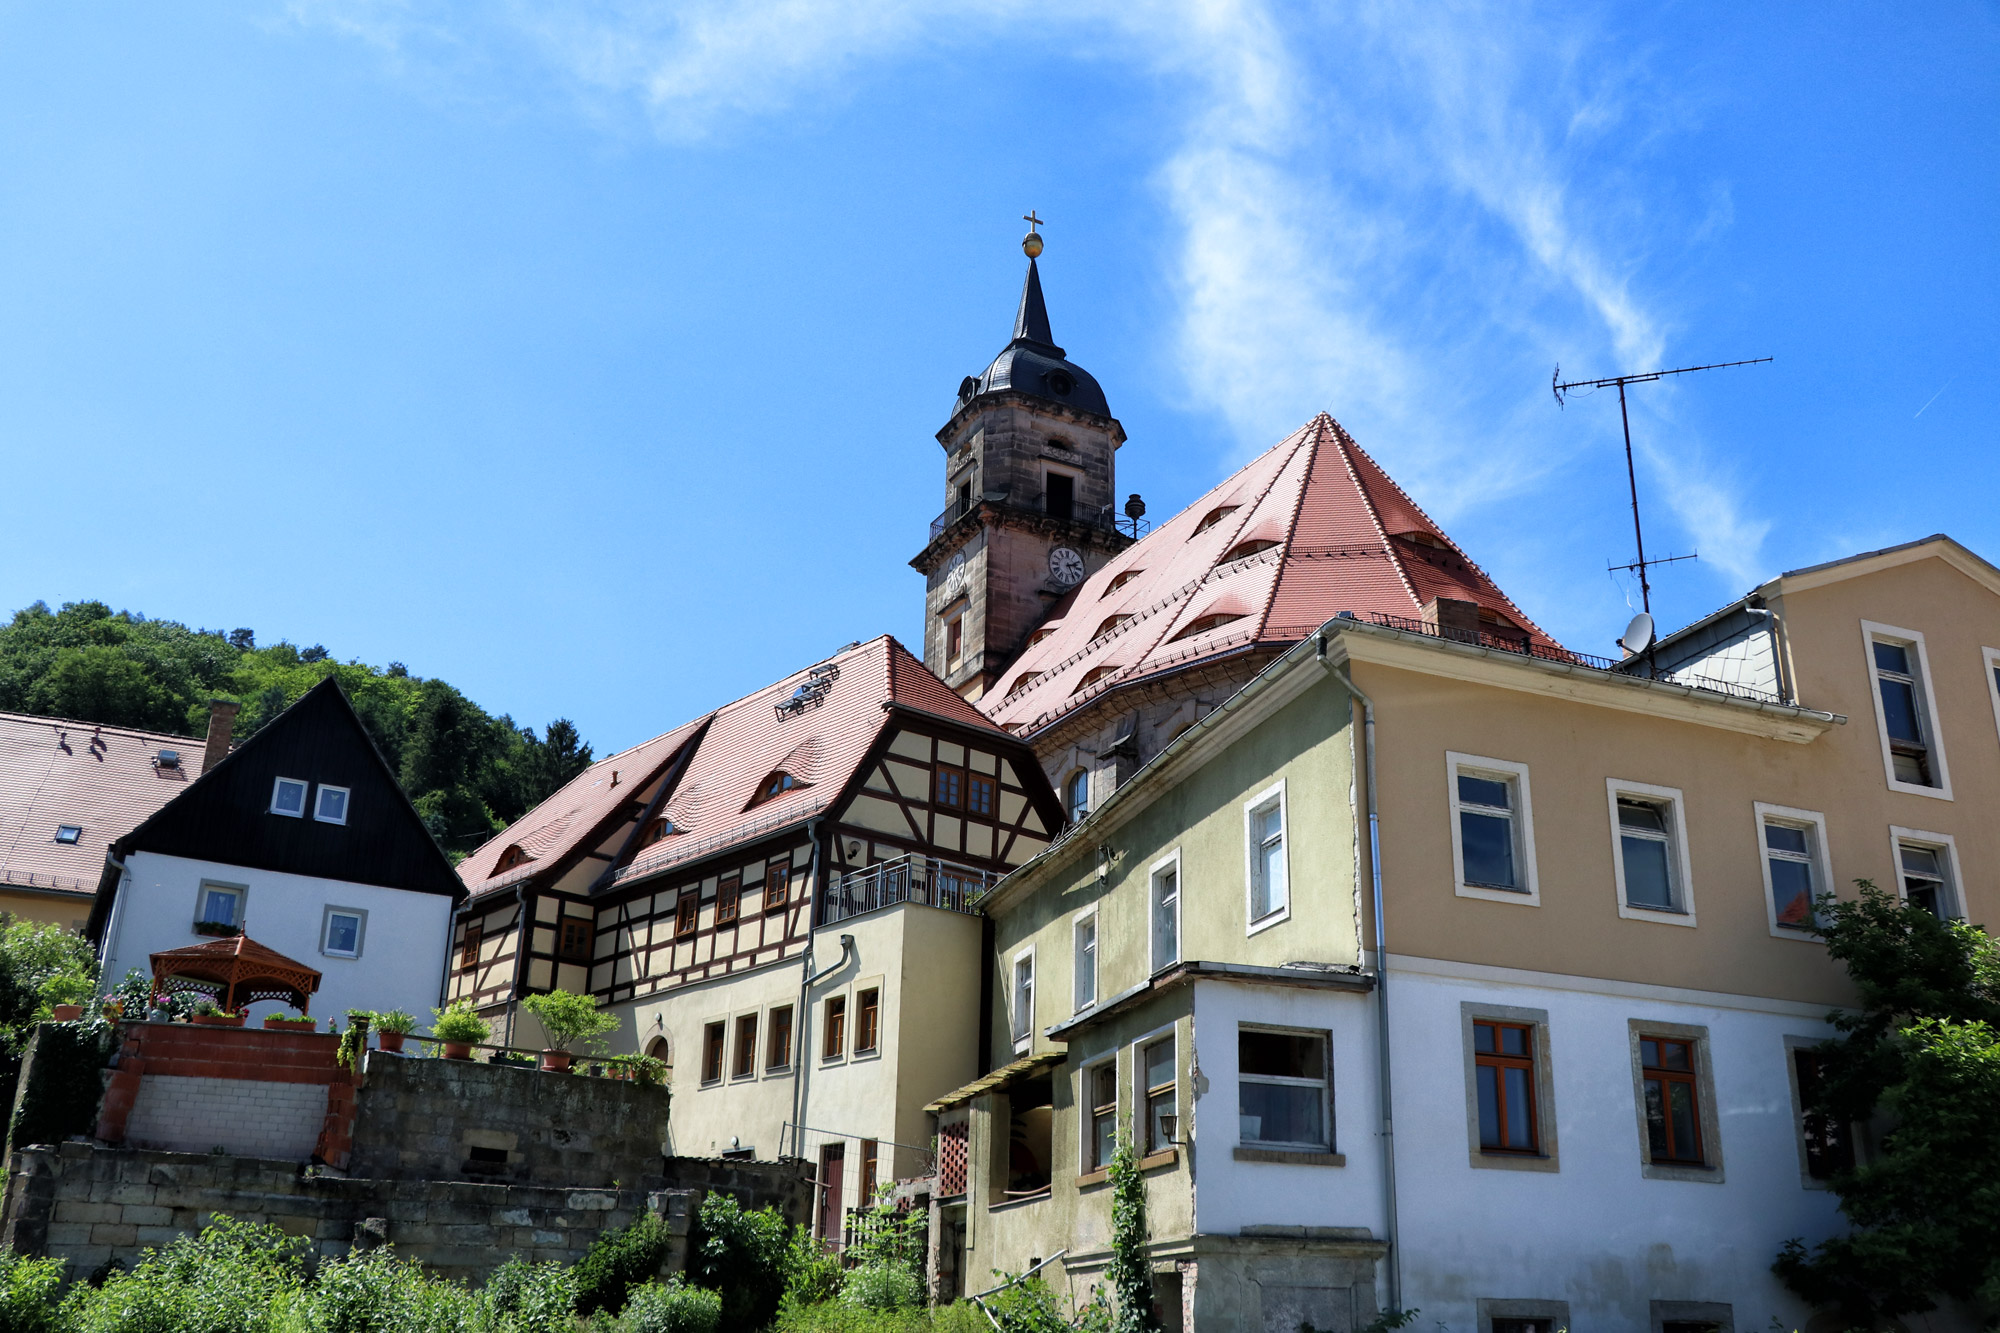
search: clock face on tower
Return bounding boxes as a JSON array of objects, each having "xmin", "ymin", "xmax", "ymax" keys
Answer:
[
  {"xmin": 942, "ymin": 552, "xmax": 967, "ymax": 599},
  {"xmin": 1048, "ymin": 546, "xmax": 1086, "ymax": 588}
]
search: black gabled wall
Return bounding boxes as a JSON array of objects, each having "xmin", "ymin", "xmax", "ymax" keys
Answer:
[{"xmin": 117, "ymin": 677, "xmax": 463, "ymax": 898}]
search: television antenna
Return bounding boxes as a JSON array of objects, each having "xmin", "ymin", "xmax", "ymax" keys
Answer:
[{"xmin": 1553, "ymin": 356, "xmax": 1771, "ymax": 618}]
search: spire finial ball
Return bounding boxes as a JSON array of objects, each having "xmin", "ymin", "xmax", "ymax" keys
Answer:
[{"xmin": 1022, "ymin": 230, "xmax": 1043, "ymax": 259}]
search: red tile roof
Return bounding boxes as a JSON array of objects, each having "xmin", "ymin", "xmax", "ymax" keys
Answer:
[
  {"xmin": 0, "ymin": 711, "xmax": 200, "ymax": 901},
  {"xmin": 981, "ymin": 413, "xmax": 1561, "ymax": 736},
  {"xmin": 461, "ymin": 636, "xmax": 1020, "ymax": 899}
]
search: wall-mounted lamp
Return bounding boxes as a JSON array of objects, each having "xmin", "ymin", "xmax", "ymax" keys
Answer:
[{"xmin": 1156, "ymin": 1114, "xmax": 1180, "ymax": 1145}]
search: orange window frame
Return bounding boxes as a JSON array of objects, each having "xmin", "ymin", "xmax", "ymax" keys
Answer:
[
  {"xmin": 675, "ymin": 892, "xmax": 699, "ymax": 938},
  {"xmin": 732, "ymin": 1014, "xmax": 758, "ymax": 1079},
  {"xmin": 764, "ymin": 859, "xmax": 790, "ymax": 912},
  {"xmin": 1474, "ymin": 1020, "xmax": 1538, "ymax": 1154},
  {"xmin": 967, "ymin": 774, "xmax": 995, "ymax": 818},
  {"xmin": 458, "ymin": 924, "xmax": 481, "ymax": 970},
  {"xmin": 716, "ymin": 875, "xmax": 741, "ymax": 925},
  {"xmin": 1641, "ymin": 1036, "xmax": 1704, "ymax": 1165},
  {"xmin": 823, "ymin": 996, "xmax": 847, "ymax": 1059},
  {"xmin": 701, "ymin": 1021, "xmax": 725, "ymax": 1084},
  {"xmin": 935, "ymin": 765, "xmax": 964, "ymax": 810},
  {"xmin": 767, "ymin": 1005, "xmax": 794, "ymax": 1071},
  {"xmin": 855, "ymin": 988, "xmax": 880, "ymax": 1053}
]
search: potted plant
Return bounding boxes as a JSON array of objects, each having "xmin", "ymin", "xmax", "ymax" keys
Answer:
[
  {"xmin": 148, "ymin": 993, "xmax": 174, "ymax": 1022},
  {"xmin": 191, "ymin": 920, "xmax": 243, "ymax": 938},
  {"xmin": 429, "ymin": 1000, "xmax": 490, "ymax": 1060},
  {"xmin": 99, "ymin": 994, "xmax": 124, "ymax": 1024},
  {"xmin": 373, "ymin": 1008, "xmax": 418, "ymax": 1054},
  {"xmin": 190, "ymin": 999, "xmax": 245, "ymax": 1027},
  {"xmin": 520, "ymin": 988, "xmax": 619, "ymax": 1073},
  {"xmin": 263, "ymin": 1012, "xmax": 316, "ymax": 1030}
]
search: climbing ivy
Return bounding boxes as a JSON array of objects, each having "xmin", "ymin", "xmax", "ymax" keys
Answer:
[{"xmin": 1105, "ymin": 1139, "xmax": 1159, "ymax": 1333}]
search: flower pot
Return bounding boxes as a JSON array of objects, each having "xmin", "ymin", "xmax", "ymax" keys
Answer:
[
  {"xmin": 191, "ymin": 1013, "xmax": 244, "ymax": 1027},
  {"xmin": 442, "ymin": 1041, "xmax": 474, "ymax": 1060},
  {"xmin": 538, "ymin": 1049, "xmax": 572, "ymax": 1073},
  {"xmin": 50, "ymin": 1005, "xmax": 84, "ymax": 1022},
  {"xmin": 376, "ymin": 1030, "xmax": 406, "ymax": 1054},
  {"xmin": 263, "ymin": 1016, "xmax": 314, "ymax": 1031}
]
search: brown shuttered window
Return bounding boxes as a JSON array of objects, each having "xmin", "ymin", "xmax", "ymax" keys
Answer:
[
  {"xmin": 676, "ymin": 892, "xmax": 699, "ymax": 938},
  {"xmin": 458, "ymin": 924, "xmax": 481, "ymax": 970},
  {"xmin": 934, "ymin": 765, "xmax": 964, "ymax": 809},
  {"xmin": 701, "ymin": 1021, "xmax": 725, "ymax": 1084},
  {"xmin": 855, "ymin": 988, "xmax": 880, "ymax": 1053},
  {"xmin": 968, "ymin": 774, "xmax": 994, "ymax": 817},
  {"xmin": 767, "ymin": 1005, "xmax": 794, "ymax": 1071},
  {"xmin": 823, "ymin": 996, "xmax": 847, "ymax": 1059},
  {"xmin": 1642, "ymin": 1036, "xmax": 1703, "ymax": 1165},
  {"xmin": 716, "ymin": 875, "xmax": 740, "ymax": 925},
  {"xmin": 1474, "ymin": 1021, "xmax": 1538, "ymax": 1154},
  {"xmin": 764, "ymin": 859, "xmax": 790, "ymax": 912},
  {"xmin": 733, "ymin": 1014, "xmax": 758, "ymax": 1079},
  {"xmin": 559, "ymin": 917, "xmax": 593, "ymax": 963}
]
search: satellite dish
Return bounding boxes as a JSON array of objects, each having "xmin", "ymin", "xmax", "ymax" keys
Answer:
[{"xmin": 1618, "ymin": 612, "xmax": 1655, "ymax": 656}]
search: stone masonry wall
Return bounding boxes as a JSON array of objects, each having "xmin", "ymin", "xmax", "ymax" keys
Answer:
[
  {"xmin": 124, "ymin": 1076, "xmax": 327, "ymax": 1160},
  {"xmin": 346, "ymin": 1053, "xmax": 671, "ymax": 1190},
  {"xmin": 3, "ymin": 1143, "xmax": 696, "ymax": 1285}
]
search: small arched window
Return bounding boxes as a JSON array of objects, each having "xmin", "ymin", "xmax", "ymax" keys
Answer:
[
  {"xmin": 1091, "ymin": 615, "xmax": 1132, "ymax": 640},
  {"xmin": 493, "ymin": 845, "xmax": 531, "ymax": 875},
  {"xmin": 750, "ymin": 771, "xmax": 804, "ymax": 807},
  {"xmin": 639, "ymin": 817, "xmax": 676, "ymax": 847},
  {"xmin": 1220, "ymin": 539, "xmax": 1279, "ymax": 563},
  {"xmin": 1029, "ymin": 625, "xmax": 1062, "ymax": 648},
  {"xmin": 1170, "ymin": 612, "xmax": 1246, "ymax": 642},
  {"xmin": 1065, "ymin": 770, "xmax": 1090, "ymax": 823},
  {"xmin": 645, "ymin": 1036, "xmax": 671, "ymax": 1067},
  {"xmin": 1103, "ymin": 569, "xmax": 1142, "ymax": 596},
  {"xmin": 1073, "ymin": 664, "xmax": 1120, "ymax": 694},
  {"xmin": 1193, "ymin": 505, "xmax": 1239, "ymax": 536},
  {"xmin": 1009, "ymin": 671, "xmax": 1044, "ymax": 697}
]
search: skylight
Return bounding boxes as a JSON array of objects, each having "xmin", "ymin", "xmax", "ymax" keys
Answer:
[{"xmin": 53, "ymin": 826, "xmax": 81, "ymax": 845}]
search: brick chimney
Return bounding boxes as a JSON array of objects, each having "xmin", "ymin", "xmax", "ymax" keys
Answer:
[
  {"xmin": 201, "ymin": 701, "xmax": 240, "ymax": 775},
  {"xmin": 1422, "ymin": 597, "xmax": 1483, "ymax": 644}
]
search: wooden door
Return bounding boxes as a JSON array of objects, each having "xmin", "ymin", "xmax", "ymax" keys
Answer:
[{"xmin": 818, "ymin": 1144, "xmax": 845, "ymax": 1241}]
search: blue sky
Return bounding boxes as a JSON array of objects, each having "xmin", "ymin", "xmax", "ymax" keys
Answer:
[{"xmin": 1, "ymin": 2, "xmax": 1994, "ymax": 754}]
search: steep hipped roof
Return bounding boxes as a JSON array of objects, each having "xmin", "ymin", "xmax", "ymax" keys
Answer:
[
  {"xmin": 460, "ymin": 636, "xmax": 1024, "ymax": 900},
  {"xmin": 981, "ymin": 413, "xmax": 1561, "ymax": 736},
  {"xmin": 954, "ymin": 258, "xmax": 1112, "ymax": 421},
  {"xmin": 0, "ymin": 711, "xmax": 199, "ymax": 902}
]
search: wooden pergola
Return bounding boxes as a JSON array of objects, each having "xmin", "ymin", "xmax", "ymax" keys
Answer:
[{"xmin": 149, "ymin": 935, "xmax": 322, "ymax": 1014}]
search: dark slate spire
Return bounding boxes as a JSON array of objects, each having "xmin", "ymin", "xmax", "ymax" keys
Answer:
[{"xmin": 1011, "ymin": 258, "xmax": 1061, "ymax": 354}]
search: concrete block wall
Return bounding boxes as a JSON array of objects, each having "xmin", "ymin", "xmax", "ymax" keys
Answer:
[
  {"xmin": 123, "ymin": 1076, "xmax": 327, "ymax": 1160},
  {"xmin": 3, "ymin": 1143, "xmax": 697, "ymax": 1285}
]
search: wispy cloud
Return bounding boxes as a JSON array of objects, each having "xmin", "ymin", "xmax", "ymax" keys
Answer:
[{"xmin": 285, "ymin": 0, "xmax": 1769, "ymax": 587}]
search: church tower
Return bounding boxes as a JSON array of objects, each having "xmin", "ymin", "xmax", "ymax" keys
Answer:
[{"xmin": 911, "ymin": 222, "xmax": 1136, "ymax": 701}]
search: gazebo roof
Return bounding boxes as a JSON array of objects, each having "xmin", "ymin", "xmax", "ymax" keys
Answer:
[{"xmin": 149, "ymin": 934, "xmax": 322, "ymax": 1012}]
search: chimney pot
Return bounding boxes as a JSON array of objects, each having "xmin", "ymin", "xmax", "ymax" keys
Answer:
[{"xmin": 201, "ymin": 701, "xmax": 241, "ymax": 775}]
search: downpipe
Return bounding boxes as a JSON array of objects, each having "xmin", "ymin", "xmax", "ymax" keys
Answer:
[{"xmin": 1330, "ymin": 655, "xmax": 1401, "ymax": 1313}]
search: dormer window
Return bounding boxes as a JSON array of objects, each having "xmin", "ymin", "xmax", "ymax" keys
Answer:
[
  {"xmin": 751, "ymin": 771, "xmax": 804, "ymax": 806},
  {"xmin": 1091, "ymin": 615, "xmax": 1132, "ymax": 640},
  {"xmin": 640, "ymin": 817, "xmax": 677, "ymax": 847},
  {"xmin": 1073, "ymin": 665, "xmax": 1120, "ymax": 694},
  {"xmin": 53, "ymin": 826, "xmax": 82, "ymax": 845},
  {"xmin": 494, "ymin": 845, "xmax": 532, "ymax": 874},
  {"xmin": 314, "ymin": 785, "xmax": 350, "ymax": 825},
  {"xmin": 1171, "ymin": 613, "xmax": 1245, "ymax": 642},
  {"xmin": 1221, "ymin": 539, "xmax": 1278, "ymax": 563},
  {"xmin": 1103, "ymin": 569, "xmax": 1142, "ymax": 595},
  {"xmin": 1028, "ymin": 625, "xmax": 1062, "ymax": 648},
  {"xmin": 1008, "ymin": 671, "xmax": 1044, "ymax": 697},
  {"xmin": 270, "ymin": 777, "xmax": 309, "ymax": 818},
  {"xmin": 1193, "ymin": 505, "xmax": 1239, "ymax": 536}
]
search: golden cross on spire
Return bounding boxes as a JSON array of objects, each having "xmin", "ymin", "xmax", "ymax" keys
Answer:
[
  {"xmin": 1023, "ymin": 210, "xmax": 1044, "ymax": 231},
  {"xmin": 1021, "ymin": 210, "xmax": 1045, "ymax": 258}
]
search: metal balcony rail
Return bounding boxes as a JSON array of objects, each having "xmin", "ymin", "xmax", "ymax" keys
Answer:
[
  {"xmin": 821, "ymin": 854, "xmax": 996, "ymax": 925},
  {"xmin": 928, "ymin": 495, "xmax": 1145, "ymax": 544}
]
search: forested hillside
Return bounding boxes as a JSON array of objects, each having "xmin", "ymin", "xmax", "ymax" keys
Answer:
[{"xmin": 0, "ymin": 600, "xmax": 592, "ymax": 854}]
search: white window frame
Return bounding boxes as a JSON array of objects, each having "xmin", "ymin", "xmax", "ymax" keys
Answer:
[
  {"xmin": 320, "ymin": 905, "xmax": 367, "ymax": 959},
  {"xmin": 1243, "ymin": 778, "xmax": 1291, "ymax": 933},
  {"xmin": 314, "ymin": 784, "xmax": 351, "ymax": 826},
  {"xmin": 1236, "ymin": 1023, "xmax": 1332, "ymax": 1153},
  {"xmin": 1010, "ymin": 946, "xmax": 1036, "ymax": 1053},
  {"xmin": 1149, "ymin": 849, "xmax": 1182, "ymax": 973},
  {"xmin": 1982, "ymin": 646, "xmax": 2000, "ymax": 748},
  {"xmin": 1861, "ymin": 621, "xmax": 1952, "ymax": 800},
  {"xmin": 1754, "ymin": 803, "xmax": 1832, "ymax": 942},
  {"xmin": 1072, "ymin": 908, "xmax": 1098, "ymax": 1013},
  {"xmin": 1446, "ymin": 752, "xmax": 1540, "ymax": 906},
  {"xmin": 195, "ymin": 880, "xmax": 247, "ymax": 929},
  {"xmin": 1064, "ymin": 769, "xmax": 1090, "ymax": 823},
  {"xmin": 270, "ymin": 776, "xmax": 309, "ymax": 818},
  {"xmin": 1888, "ymin": 826, "xmax": 1962, "ymax": 920},
  {"xmin": 1605, "ymin": 779, "xmax": 1697, "ymax": 927},
  {"xmin": 1134, "ymin": 1022, "xmax": 1180, "ymax": 1156}
]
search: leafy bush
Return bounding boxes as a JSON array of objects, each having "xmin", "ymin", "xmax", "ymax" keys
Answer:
[
  {"xmin": 780, "ymin": 1228, "xmax": 844, "ymax": 1310},
  {"xmin": 520, "ymin": 990, "xmax": 619, "ymax": 1054},
  {"xmin": 573, "ymin": 1211, "xmax": 673, "ymax": 1316},
  {"xmin": 623, "ymin": 1277, "xmax": 723, "ymax": 1333},
  {"xmin": 482, "ymin": 1257, "xmax": 577, "ymax": 1333},
  {"xmin": 372, "ymin": 1009, "xmax": 419, "ymax": 1036},
  {"xmin": 63, "ymin": 1214, "xmax": 311, "ymax": 1333},
  {"xmin": 841, "ymin": 1263, "xmax": 923, "ymax": 1313},
  {"xmin": 429, "ymin": 1001, "xmax": 490, "ymax": 1046},
  {"xmin": 0, "ymin": 1251, "xmax": 68, "ymax": 1333},
  {"xmin": 9, "ymin": 1021, "xmax": 114, "ymax": 1153},
  {"xmin": 689, "ymin": 1192, "xmax": 793, "ymax": 1333},
  {"xmin": 775, "ymin": 1302, "xmax": 991, "ymax": 1333},
  {"xmin": 979, "ymin": 1276, "xmax": 1112, "ymax": 1333}
]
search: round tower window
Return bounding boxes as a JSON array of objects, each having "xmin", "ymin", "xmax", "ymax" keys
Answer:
[{"xmin": 1046, "ymin": 370, "xmax": 1075, "ymax": 397}]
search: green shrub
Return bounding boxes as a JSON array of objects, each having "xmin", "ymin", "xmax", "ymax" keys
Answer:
[
  {"xmin": 63, "ymin": 1214, "xmax": 311, "ymax": 1333},
  {"xmin": 980, "ymin": 1276, "xmax": 1112, "ymax": 1333},
  {"xmin": 428, "ymin": 1001, "xmax": 490, "ymax": 1046},
  {"xmin": 8, "ymin": 1022, "xmax": 114, "ymax": 1156},
  {"xmin": 779, "ymin": 1228, "xmax": 844, "ymax": 1310},
  {"xmin": 840, "ymin": 1263, "xmax": 923, "ymax": 1313},
  {"xmin": 0, "ymin": 1251, "xmax": 69, "ymax": 1333},
  {"xmin": 688, "ymin": 1192, "xmax": 793, "ymax": 1333},
  {"xmin": 622, "ymin": 1277, "xmax": 722, "ymax": 1333},
  {"xmin": 372, "ymin": 1009, "xmax": 419, "ymax": 1036},
  {"xmin": 774, "ymin": 1302, "xmax": 989, "ymax": 1333},
  {"xmin": 483, "ymin": 1258, "xmax": 574, "ymax": 1333},
  {"xmin": 573, "ymin": 1211, "xmax": 673, "ymax": 1316}
]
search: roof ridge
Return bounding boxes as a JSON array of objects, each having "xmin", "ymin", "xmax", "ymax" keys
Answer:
[
  {"xmin": 1319, "ymin": 416, "xmax": 1422, "ymax": 611},
  {"xmin": 0, "ymin": 711, "xmax": 198, "ymax": 744}
]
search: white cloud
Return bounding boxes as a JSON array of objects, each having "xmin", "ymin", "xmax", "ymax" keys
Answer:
[{"xmin": 287, "ymin": 0, "xmax": 1769, "ymax": 589}]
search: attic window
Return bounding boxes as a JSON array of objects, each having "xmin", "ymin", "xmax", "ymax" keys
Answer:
[
  {"xmin": 1008, "ymin": 672, "xmax": 1044, "ymax": 697},
  {"xmin": 751, "ymin": 771, "xmax": 804, "ymax": 806},
  {"xmin": 53, "ymin": 826, "xmax": 82, "ymax": 845},
  {"xmin": 1091, "ymin": 615, "xmax": 1132, "ymax": 640},
  {"xmin": 1028, "ymin": 625, "xmax": 1062, "ymax": 648},
  {"xmin": 493, "ymin": 845, "xmax": 532, "ymax": 875},
  {"xmin": 1401, "ymin": 531, "xmax": 1443, "ymax": 548},
  {"xmin": 314, "ymin": 785, "xmax": 350, "ymax": 826},
  {"xmin": 270, "ymin": 777, "xmax": 309, "ymax": 818},
  {"xmin": 1193, "ymin": 505, "xmax": 1239, "ymax": 536},
  {"xmin": 1073, "ymin": 665, "xmax": 1121, "ymax": 695},
  {"xmin": 1103, "ymin": 569, "xmax": 1142, "ymax": 596},
  {"xmin": 1170, "ymin": 613, "xmax": 1246, "ymax": 642},
  {"xmin": 154, "ymin": 749, "xmax": 182, "ymax": 771},
  {"xmin": 640, "ymin": 817, "xmax": 677, "ymax": 847},
  {"xmin": 1221, "ymin": 539, "xmax": 1279, "ymax": 563}
]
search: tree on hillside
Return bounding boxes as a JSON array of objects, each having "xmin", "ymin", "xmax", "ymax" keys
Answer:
[{"xmin": 1774, "ymin": 882, "xmax": 2000, "ymax": 1327}]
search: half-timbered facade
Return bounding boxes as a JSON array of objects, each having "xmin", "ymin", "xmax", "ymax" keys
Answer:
[{"xmin": 450, "ymin": 635, "xmax": 1064, "ymax": 1228}]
